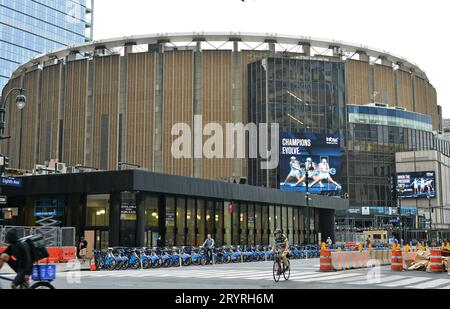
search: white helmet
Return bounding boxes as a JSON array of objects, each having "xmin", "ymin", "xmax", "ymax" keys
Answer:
[{"xmin": 290, "ymin": 156, "xmax": 296, "ymax": 161}]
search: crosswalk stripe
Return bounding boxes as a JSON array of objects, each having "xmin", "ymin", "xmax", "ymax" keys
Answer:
[
  {"xmin": 322, "ymin": 275, "xmax": 368, "ymax": 284},
  {"xmin": 293, "ymin": 273, "xmax": 363, "ymax": 282},
  {"xmin": 407, "ymin": 279, "xmax": 450, "ymax": 289},
  {"xmin": 288, "ymin": 272, "xmax": 345, "ymax": 280},
  {"xmin": 347, "ymin": 275, "xmax": 405, "ymax": 285},
  {"xmin": 439, "ymin": 285, "xmax": 450, "ymax": 289},
  {"xmin": 380, "ymin": 277, "xmax": 430, "ymax": 287}
]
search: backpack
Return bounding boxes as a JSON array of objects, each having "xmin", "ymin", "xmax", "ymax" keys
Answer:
[{"xmin": 21, "ymin": 234, "xmax": 49, "ymax": 262}]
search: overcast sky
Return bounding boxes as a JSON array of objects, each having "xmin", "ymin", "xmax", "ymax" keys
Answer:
[{"xmin": 94, "ymin": 0, "xmax": 449, "ymax": 118}]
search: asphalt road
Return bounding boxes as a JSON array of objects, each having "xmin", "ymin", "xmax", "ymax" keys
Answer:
[{"xmin": 2, "ymin": 258, "xmax": 448, "ymax": 290}]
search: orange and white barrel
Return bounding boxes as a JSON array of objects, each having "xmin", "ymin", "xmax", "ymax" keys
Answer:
[
  {"xmin": 320, "ymin": 249, "xmax": 333, "ymax": 272},
  {"xmin": 391, "ymin": 250, "xmax": 403, "ymax": 271},
  {"xmin": 429, "ymin": 249, "xmax": 443, "ymax": 272}
]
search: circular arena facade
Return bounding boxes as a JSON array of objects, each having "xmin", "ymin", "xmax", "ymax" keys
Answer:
[{"xmin": 1, "ymin": 32, "xmax": 442, "ymax": 182}]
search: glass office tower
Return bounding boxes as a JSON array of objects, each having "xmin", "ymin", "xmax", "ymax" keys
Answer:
[{"xmin": 0, "ymin": 0, "xmax": 93, "ymax": 90}]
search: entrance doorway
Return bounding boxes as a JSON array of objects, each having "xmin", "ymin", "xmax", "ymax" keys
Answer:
[
  {"xmin": 145, "ymin": 229, "xmax": 160, "ymax": 248},
  {"xmin": 94, "ymin": 230, "xmax": 109, "ymax": 250}
]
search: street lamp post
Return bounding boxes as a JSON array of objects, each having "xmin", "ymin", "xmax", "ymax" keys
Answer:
[{"xmin": 0, "ymin": 87, "xmax": 27, "ymax": 137}]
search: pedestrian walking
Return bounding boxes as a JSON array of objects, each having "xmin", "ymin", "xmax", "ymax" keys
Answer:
[{"xmin": 202, "ymin": 234, "xmax": 215, "ymax": 264}]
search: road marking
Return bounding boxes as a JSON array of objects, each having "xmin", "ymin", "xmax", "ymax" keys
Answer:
[
  {"xmin": 294, "ymin": 273, "xmax": 363, "ymax": 282},
  {"xmin": 407, "ymin": 279, "xmax": 450, "ymax": 289},
  {"xmin": 324, "ymin": 275, "xmax": 368, "ymax": 283},
  {"xmin": 439, "ymin": 285, "xmax": 450, "ymax": 289},
  {"xmin": 347, "ymin": 275, "xmax": 405, "ymax": 285},
  {"xmin": 379, "ymin": 277, "xmax": 430, "ymax": 287},
  {"xmin": 288, "ymin": 272, "xmax": 344, "ymax": 280}
]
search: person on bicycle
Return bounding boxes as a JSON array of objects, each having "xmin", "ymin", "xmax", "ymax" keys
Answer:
[
  {"xmin": 271, "ymin": 228, "xmax": 289, "ymax": 274},
  {"xmin": 0, "ymin": 229, "xmax": 33, "ymax": 289}
]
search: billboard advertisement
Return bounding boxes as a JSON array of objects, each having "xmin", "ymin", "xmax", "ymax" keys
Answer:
[
  {"xmin": 279, "ymin": 132, "xmax": 342, "ymax": 194},
  {"xmin": 396, "ymin": 171, "xmax": 436, "ymax": 199}
]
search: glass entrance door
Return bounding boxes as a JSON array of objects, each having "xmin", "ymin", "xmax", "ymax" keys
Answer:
[
  {"xmin": 94, "ymin": 230, "xmax": 109, "ymax": 250},
  {"xmin": 145, "ymin": 230, "xmax": 160, "ymax": 248}
]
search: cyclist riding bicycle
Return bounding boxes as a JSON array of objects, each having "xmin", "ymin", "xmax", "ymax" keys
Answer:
[
  {"xmin": 0, "ymin": 229, "xmax": 33, "ymax": 289},
  {"xmin": 271, "ymin": 228, "xmax": 289, "ymax": 275}
]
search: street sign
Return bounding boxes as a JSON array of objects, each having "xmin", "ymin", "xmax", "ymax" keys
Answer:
[
  {"xmin": 1, "ymin": 177, "xmax": 22, "ymax": 187},
  {"xmin": 0, "ymin": 196, "xmax": 6, "ymax": 204}
]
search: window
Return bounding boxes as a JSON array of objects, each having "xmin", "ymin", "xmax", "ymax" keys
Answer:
[
  {"xmin": 196, "ymin": 200, "xmax": 205, "ymax": 246},
  {"xmin": 248, "ymin": 204, "xmax": 255, "ymax": 245},
  {"xmin": 144, "ymin": 195, "xmax": 159, "ymax": 227},
  {"xmin": 240, "ymin": 203, "xmax": 248, "ymax": 245},
  {"xmin": 255, "ymin": 204, "xmax": 262, "ymax": 245},
  {"xmin": 86, "ymin": 194, "xmax": 109, "ymax": 227},
  {"xmin": 206, "ymin": 201, "xmax": 214, "ymax": 240},
  {"xmin": 165, "ymin": 197, "xmax": 175, "ymax": 247},
  {"xmin": 176, "ymin": 197, "xmax": 186, "ymax": 246},
  {"xmin": 186, "ymin": 199, "xmax": 196, "ymax": 245},
  {"xmin": 215, "ymin": 201, "xmax": 224, "ymax": 246}
]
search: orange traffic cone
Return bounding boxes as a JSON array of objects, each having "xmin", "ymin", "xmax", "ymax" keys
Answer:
[{"xmin": 90, "ymin": 257, "xmax": 97, "ymax": 271}]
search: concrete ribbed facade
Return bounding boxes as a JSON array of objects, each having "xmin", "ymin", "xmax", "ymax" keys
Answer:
[{"xmin": 1, "ymin": 33, "xmax": 442, "ymax": 179}]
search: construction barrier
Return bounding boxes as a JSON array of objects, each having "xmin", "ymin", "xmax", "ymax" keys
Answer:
[
  {"xmin": 61, "ymin": 247, "xmax": 77, "ymax": 262},
  {"xmin": 391, "ymin": 250, "xmax": 403, "ymax": 271},
  {"xmin": 402, "ymin": 252, "xmax": 418, "ymax": 270},
  {"xmin": 325, "ymin": 250, "xmax": 391, "ymax": 271},
  {"xmin": 429, "ymin": 249, "xmax": 443, "ymax": 272},
  {"xmin": 320, "ymin": 249, "xmax": 332, "ymax": 272}
]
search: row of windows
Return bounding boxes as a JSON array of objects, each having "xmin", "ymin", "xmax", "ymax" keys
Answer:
[
  {"xmin": 86, "ymin": 195, "xmax": 320, "ymax": 247},
  {"xmin": 1, "ymin": 0, "xmax": 87, "ymax": 25},
  {"xmin": 1, "ymin": 9, "xmax": 85, "ymax": 44},
  {"xmin": 164, "ymin": 197, "xmax": 319, "ymax": 247}
]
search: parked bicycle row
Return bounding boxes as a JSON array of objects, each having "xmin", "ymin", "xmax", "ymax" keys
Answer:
[{"xmin": 92, "ymin": 245, "xmax": 322, "ymax": 270}]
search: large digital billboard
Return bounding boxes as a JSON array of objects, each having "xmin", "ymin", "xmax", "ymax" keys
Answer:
[
  {"xmin": 279, "ymin": 132, "xmax": 342, "ymax": 194},
  {"xmin": 396, "ymin": 171, "xmax": 436, "ymax": 199}
]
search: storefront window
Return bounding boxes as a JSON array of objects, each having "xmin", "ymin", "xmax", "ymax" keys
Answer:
[
  {"xmin": 232, "ymin": 202, "xmax": 239, "ymax": 245},
  {"xmin": 276, "ymin": 206, "xmax": 282, "ymax": 231},
  {"xmin": 176, "ymin": 197, "xmax": 186, "ymax": 246},
  {"xmin": 224, "ymin": 202, "xmax": 232, "ymax": 246},
  {"xmin": 262, "ymin": 205, "xmax": 269, "ymax": 245},
  {"xmin": 186, "ymin": 199, "xmax": 196, "ymax": 245},
  {"xmin": 165, "ymin": 197, "xmax": 175, "ymax": 247},
  {"xmin": 215, "ymin": 202, "xmax": 224, "ymax": 246},
  {"xmin": 144, "ymin": 195, "xmax": 159, "ymax": 227},
  {"xmin": 288, "ymin": 207, "xmax": 293, "ymax": 244},
  {"xmin": 240, "ymin": 204, "xmax": 248, "ymax": 245},
  {"xmin": 206, "ymin": 201, "xmax": 214, "ymax": 240},
  {"xmin": 255, "ymin": 204, "xmax": 262, "ymax": 245},
  {"xmin": 196, "ymin": 200, "xmax": 205, "ymax": 245},
  {"xmin": 282, "ymin": 206, "xmax": 288, "ymax": 237},
  {"xmin": 269, "ymin": 205, "xmax": 275, "ymax": 243},
  {"xmin": 248, "ymin": 204, "xmax": 255, "ymax": 245},
  {"xmin": 86, "ymin": 194, "xmax": 109, "ymax": 227}
]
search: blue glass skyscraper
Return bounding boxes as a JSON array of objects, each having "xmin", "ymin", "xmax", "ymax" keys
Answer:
[{"xmin": 0, "ymin": 0, "xmax": 93, "ymax": 90}]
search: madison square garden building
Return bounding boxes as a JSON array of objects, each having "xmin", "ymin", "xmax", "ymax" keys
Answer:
[{"xmin": 1, "ymin": 33, "xmax": 449, "ymax": 247}]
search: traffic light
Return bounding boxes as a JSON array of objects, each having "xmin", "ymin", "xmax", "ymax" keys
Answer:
[{"xmin": 4, "ymin": 156, "xmax": 8, "ymax": 168}]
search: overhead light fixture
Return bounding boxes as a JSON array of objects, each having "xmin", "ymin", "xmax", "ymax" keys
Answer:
[{"xmin": 287, "ymin": 113, "xmax": 304, "ymax": 125}]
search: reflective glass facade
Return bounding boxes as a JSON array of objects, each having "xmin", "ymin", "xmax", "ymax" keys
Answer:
[
  {"xmin": 0, "ymin": 0, "xmax": 93, "ymax": 89},
  {"xmin": 348, "ymin": 105, "xmax": 433, "ymax": 132},
  {"xmin": 343, "ymin": 111, "xmax": 450, "ymax": 211},
  {"xmin": 248, "ymin": 57, "xmax": 346, "ymax": 188},
  {"xmin": 248, "ymin": 57, "xmax": 450, "ymax": 219}
]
